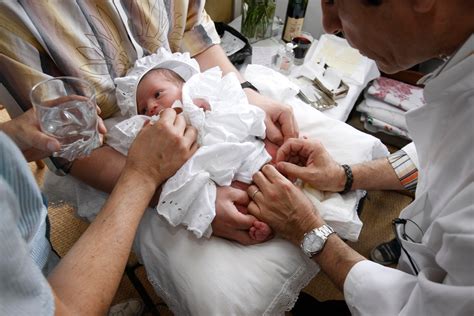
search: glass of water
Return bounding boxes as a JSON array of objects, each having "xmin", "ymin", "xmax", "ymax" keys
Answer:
[{"xmin": 30, "ymin": 76, "xmax": 101, "ymax": 161}]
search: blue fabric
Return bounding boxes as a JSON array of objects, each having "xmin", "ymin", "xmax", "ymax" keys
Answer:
[{"xmin": 0, "ymin": 132, "xmax": 55, "ymax": 315}]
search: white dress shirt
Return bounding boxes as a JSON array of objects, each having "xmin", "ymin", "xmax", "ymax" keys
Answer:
[{"xmin": 344, "ymin": 35, "xmax": 474, "ymax": 316}]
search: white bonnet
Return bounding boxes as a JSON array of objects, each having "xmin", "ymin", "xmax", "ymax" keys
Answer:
[{"xmin": 115, "ymin": 48, "xmax": 200, "ymax": 117}]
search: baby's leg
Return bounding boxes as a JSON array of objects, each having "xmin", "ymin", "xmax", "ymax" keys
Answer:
[{"xmin": 231, "ymin": 181, "xmax": 273, "ymax": 242}]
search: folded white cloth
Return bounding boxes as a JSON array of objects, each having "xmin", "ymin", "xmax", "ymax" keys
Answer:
[
  {"xmin": 357, "ymin": 95, "xmax": 408, "ymax": 132},
  {"xmin": 360, "ymin": 112, "xmax": 411, "ymax": 139},
  {"xmin": 244, "ymin": 64, "xmax": 300, "ymax": 101}
]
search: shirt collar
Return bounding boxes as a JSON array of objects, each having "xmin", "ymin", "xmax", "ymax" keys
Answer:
[{"xmin": 418, "ymin": 34, "xmax": 474, "ymax": 85}]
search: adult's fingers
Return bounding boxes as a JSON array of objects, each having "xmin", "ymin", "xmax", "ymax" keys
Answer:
[
  {"xmin": 254, "ymin": 164, "xmax": 286, "ymax": 186},
  {"xmin": 247, "ymin": 184, "xmax": 262, "ymax": 202},
  {"xmin": 97, "ymin": 116, "xmax": 107, "ymax": 134},
  {"xmin": 264, "ymin": 119, "xmax": 284, "ymax": 146},
  {"xmin": 33, "ymin": 132, "xmax": 61, "ymax": 153},
  {"xmin": 183, "ymin": 125, "xmax": 198, "ymax": 149},
  {"xmin": 278, "ymin": 109, "xmax": 299, "ymax": 142},
  {"xmin": 173, "ymin": 110, "xmax": 187, "ymax": 131},
  {"xmin": 229, "ymin": 185, "xmax": 250, "ymax": 206},
  {"xmin": 275, "ymin": 138, "xmax": 307, "ymax": 162},
  {"xmin": 276, "ymin": 161, "xmax": 307, "ymax": 181},
  {"xmin": 157, "ymin": 108, "xmax": 178, "ymax": 124},
  {"xmin": 230, "ymin": 206, "xmax": 258, "ymax": 230},
  {"xmin": 222, "ymin": 228, "xmax": 261, "ymax": 246},
  {"xmin": 246, "ymin": 200, "xmax": 263, "ymax": 222}
]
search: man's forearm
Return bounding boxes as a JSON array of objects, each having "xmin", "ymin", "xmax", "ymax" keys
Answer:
[
  {"xmin": 351, "ymin": 158, "xmax": 404, "ymax": 191},
  {"xmin": 194, "ymin": 44, "xmax": 245, "ymax": 82},
  {"xmin": 313, "ymin": 234, "xmax": 365, "ymax": 290},
  {"xmin": 70, "ymin": 144, "xmax": 162, "ymax": 204},
  {"xmin": 48, "ymin": 167, "xmax": 157, "ymax": 314},
  {"xmin": 70, "ymin": 145, "xmax": 126, "ymax": 193}
]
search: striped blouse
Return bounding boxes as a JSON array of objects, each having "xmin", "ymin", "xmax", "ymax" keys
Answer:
[{"xmin": 0, "ymin": 132, "xmax": 55, "ymax": 315}]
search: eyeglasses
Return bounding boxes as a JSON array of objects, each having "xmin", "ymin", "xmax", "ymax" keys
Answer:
[{"xmin": 392, "ymin": 218, "xmax": 424, "ymax": 275}]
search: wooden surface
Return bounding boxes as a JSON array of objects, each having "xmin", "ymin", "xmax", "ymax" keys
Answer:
[{"xmin": 205, "ymin": 0, "xmax": 234, "ymax": 23}]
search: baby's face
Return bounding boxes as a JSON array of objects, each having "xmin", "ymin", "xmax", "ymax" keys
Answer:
[{"xmin": 136, "ymin": 70, "xmax": 183, "ymax": 116}]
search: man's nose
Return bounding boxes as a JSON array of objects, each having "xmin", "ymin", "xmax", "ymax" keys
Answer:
[{"xmin": 321, "ymin": 1, "xmax": 342, "ymax": 35}]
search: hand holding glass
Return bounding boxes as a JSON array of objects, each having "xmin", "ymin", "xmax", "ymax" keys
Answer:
[{"xmin": 30, "ymin": 77, "xmax": 101, "ymax": 161}]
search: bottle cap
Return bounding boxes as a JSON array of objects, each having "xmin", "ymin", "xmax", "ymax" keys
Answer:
[{"xmin": 285, "ymin": 42, "xmax": 296, "ymax": 51}]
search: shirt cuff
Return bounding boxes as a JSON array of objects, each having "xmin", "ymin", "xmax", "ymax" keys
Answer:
[
  {"xmin": 388, "ymin": 144, "xmax": 418, "ymax": 193},
  {"xmin": 181, "ymin": 10, "xmax": 221, "ymax": 56},
  {"xmin": 344, "ymin": 260, "xmax": 417, "ymax": 316},
  {"xmin": 401, "ymin": 142, "xmax": 419, "ymax": 168}
]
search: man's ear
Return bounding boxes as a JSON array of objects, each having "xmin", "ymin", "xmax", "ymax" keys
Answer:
[{"xmin": 412, "ymin": 0, "xmax": 436, "ymax": 13}]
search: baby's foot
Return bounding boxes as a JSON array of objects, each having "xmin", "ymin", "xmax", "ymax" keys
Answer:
[{"xmin": 249, "ymin": 220, "xmax": 273, "ymax": 242}]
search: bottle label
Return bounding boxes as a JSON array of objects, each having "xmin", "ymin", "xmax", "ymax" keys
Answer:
[{"xmin": 283, "ymin": 17, "xmax": 304, "ymax": 42}]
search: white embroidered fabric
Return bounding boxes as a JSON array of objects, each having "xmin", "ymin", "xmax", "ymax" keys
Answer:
[
  {"xmin": 42, "ymin": 65, "xmax": 389, "ymax": 315},
  {"xmin": 114, "ymin": 48, "xmax": 200, "ymax": 117},
  {"xmin": 157, "ymin": 68, "xmax": 270, "ymax": 238},
  {"xmin": 108, "ymin": 68, "xmax": 271, "ymax": 238}
]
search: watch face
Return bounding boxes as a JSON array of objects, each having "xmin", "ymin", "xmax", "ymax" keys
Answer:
[{"xmin": 303, "ymin": 231, "xmax": 324, "ymax": 254}]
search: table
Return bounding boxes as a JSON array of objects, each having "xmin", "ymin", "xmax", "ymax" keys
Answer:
[{"xmin": 226, "ymin": 17, "xmax": 380, "ymax": 122}]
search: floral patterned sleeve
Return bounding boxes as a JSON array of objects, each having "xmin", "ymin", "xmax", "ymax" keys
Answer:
[{"xmin": 0, "ymin": 1, "xmax": 220, "ymax": 119}]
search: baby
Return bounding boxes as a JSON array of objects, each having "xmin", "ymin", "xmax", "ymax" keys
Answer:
[
  {"xmin": 136, "ymin": 67, "xmax": 211, "ymax": 115},
  {"xmin": 112, "ymin": 48, "xmax": 275, "ymax": 241}
]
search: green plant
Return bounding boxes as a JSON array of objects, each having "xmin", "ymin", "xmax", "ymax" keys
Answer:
[{"xmin": 241, "ymin": 0, "xmax": 276, "ymax": 42}]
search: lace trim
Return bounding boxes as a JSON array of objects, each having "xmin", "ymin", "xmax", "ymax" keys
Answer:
[
  {"xmin": 145, "ymin": 255, "xmax": 320, "ymax": 315},
  {"xmin": 264, "ymin": 258, "xmax": 320, "ymax": 315},
  {"xmin": 146, "ymin": 274, "xmax": 183, "ymax": 314}
]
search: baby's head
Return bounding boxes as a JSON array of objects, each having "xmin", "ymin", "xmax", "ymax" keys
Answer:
[
  {"xmin": 115, "ymin": 48, "xmax": 200, "ymax": 117},
  {"xmin": 136, "ymin": 68, "xmax": 184, "ymax": 116}
]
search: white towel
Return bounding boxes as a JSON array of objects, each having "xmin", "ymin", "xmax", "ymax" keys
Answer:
[{"xmin": 357, "ymin": 95, "xmax": 408, "ymax": 132}]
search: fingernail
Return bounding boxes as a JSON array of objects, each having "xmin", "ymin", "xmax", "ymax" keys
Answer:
[{"xmin": 47, "ymin": 141, "xmax": 59, "ymax": 152}]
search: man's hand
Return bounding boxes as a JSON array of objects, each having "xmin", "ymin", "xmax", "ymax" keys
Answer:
[
  {"xmin": 1, "ymin": 107, "xmax": 107, "ymax": 162},
  {"xmin": 1, "ymin": 108, "xmax": 61, "ymax": 161},
  {"xmin": 276, "ymin": 138, "xmax": 346, "ymax": 192},
  {"xmin": 212, "ymin": 186, "xmax": 263, "ymax": 245},
  {"xmin": 194, "ymin": 44, "xmax": 298, "ymax": 145},
  {"xmin": 245, "ymin": 89, "xmax": 298, "ymax": 145},
  {"xmin": 247, "ymin": 165, "xmax": 322, "ymax": 246},
  {"xmin": 126, "ymin": 108, "xmax": 198, "ymax": 186}
]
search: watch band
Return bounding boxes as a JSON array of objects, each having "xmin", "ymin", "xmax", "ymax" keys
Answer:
[
  {"xmin": 301, "ymin": 224, "xmax": 336, "ymax": 258},
  {"xmin": 241, "ymin": 81, "xmax": 259, "ymax": 93},
  {"xmin": 340, "ymin": 164, "xmax": 353, "ymax": 194},
  {"xmin": 45, "ymin": 156, "xmax": 74, "ymax": 176}
]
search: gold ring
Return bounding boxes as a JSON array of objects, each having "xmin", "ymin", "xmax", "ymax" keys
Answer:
[{"xmin": 251, "ymin": 188, "xmax": 260, "ymax": 199}]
